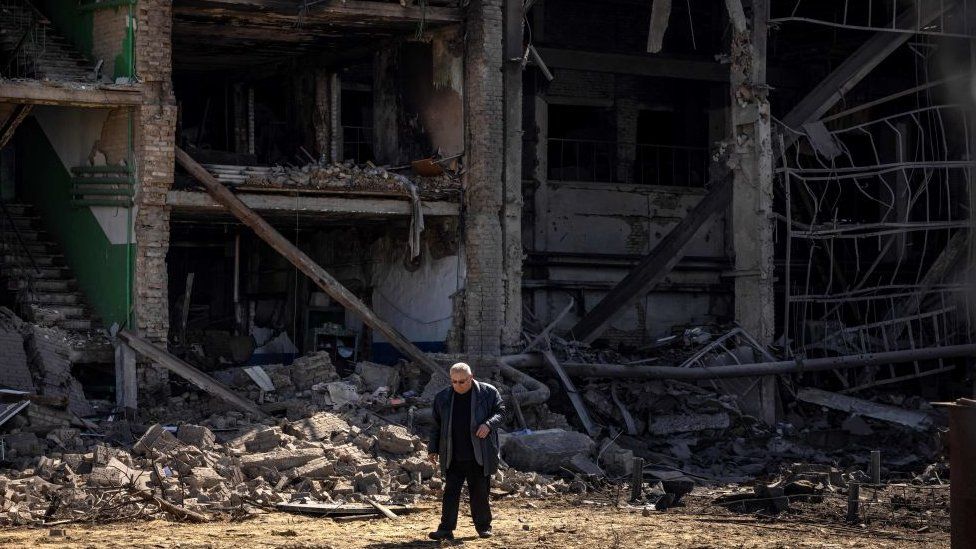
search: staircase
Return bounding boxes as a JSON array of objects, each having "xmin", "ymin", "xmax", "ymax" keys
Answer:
[
  {"xmin": 0, "ymin": 0, "xmax": 95, "ymax": 82},
  {"xmin": 0, "ymin": 201, "xmax": 102, "ymax": 333}
]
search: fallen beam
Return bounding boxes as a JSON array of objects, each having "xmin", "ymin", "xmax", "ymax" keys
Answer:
[
  {"xmin": 175, "ymin": 147, "xmax": 448, "ymax": 381},
  {"xmin": 0, "ymin": 104, "xmax": 32, "ymax": 150},
  {"xmin": 0, "ymin": 80, "xmax": 142, "ymax": 107},
  {"xmin": 782, "ymin": 2, "xmax": 947, "ymax": 140},
  {"xmin": 796, "ymin": 387, "xmax": 931, "ymax": 431},
  {"xmin": 541, "ymin": 349, "xmax": 600, "ymax": 437},
  {"xmin": 645, "ymin": 0, "xmax": 672, "ymax": 53},
  {"xmin": 571, "ymin": 174, "xmax": 732, "ymax": 343},
  {"xmin": 118, "ymin": 330, "xmax": 269, "ymax": 419},
  {"xmin": 507, "ymin": 343, "xmax": 976, "ymax": 380}
]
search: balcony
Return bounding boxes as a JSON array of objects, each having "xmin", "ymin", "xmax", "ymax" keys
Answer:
[{"xmin": 546, "ymin": 138, "xmax": 709, "ymax": 187}]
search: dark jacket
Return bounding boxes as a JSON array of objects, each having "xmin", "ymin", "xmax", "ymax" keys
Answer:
[{"xmin": 428, "ymin": 380, "xmax": 505, "ymax": 476}]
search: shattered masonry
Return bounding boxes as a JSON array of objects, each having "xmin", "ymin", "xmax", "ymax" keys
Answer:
[{"xmin": 0, "ymin": 0, "xmax": 972, "ymax": 541}]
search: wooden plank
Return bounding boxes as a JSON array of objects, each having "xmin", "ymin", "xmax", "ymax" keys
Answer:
[
  {"xmin": 782, "ymin": 3, "xmax": 948, "ymax": 136},
  {"xmin": 0, "ymin": 104, "xmax": 33, "ymax": 150},
  {"xmin": 645, "ymin": 0, "xmax": 672, "ymax": 53},
  {"xmin": 0, "ymin": 81, "xmax": 142, "ymax": 107},
  {"xmin": 365, "ymin": 497, "xmax": 400, "ymax": 520},
  {"xmin": 166, "ymin": 189, "xmax": 461, "ymax": 217},
  {"xmin": 117, "ymin": 329, "xmax": 269, "ymax": 419},
  {"xmin": 175, "ymin": 147, "xmax": 449, "ymax": 381},
  {"xmin": 178, "ymin": 0, "xmax": 462, "ymax": 23},
  {"xmin": 570, "ymin": 173, "xmax": 732, "ymax": 343},
  {"xmin": 275, "ymin": 502, "xmax": 413, "ymax": 516}
]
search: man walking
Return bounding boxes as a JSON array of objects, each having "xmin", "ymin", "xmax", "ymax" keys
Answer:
[{"xmin": 427, "ymin": 362, "xmax": 505, "ymax": 540}]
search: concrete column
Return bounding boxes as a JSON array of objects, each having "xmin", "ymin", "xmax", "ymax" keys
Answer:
[
  {"xmin": 501, "ymin": 0, "xmax": 523, "ymax": 352},
  {"xmin": 616, "ymin": 98, "xmax": 639, "ymax": 184},
  {"xmin": 729, "ymin": 0, "xmax": 774, "ymax": 345},
  {"xmin": 133, "ymin": 0, "xmax": 178, "ymax": 400},
  {"xmin": 373, "ymin": 47, "xmax": 399, "ymax": 164},
  {"xmin": 463, "ymin": 0, "xmax": 505, "ymax": 376},
  {"xmin": 729, "ymin": 0, "xmax": 776, "ymax": 425}
]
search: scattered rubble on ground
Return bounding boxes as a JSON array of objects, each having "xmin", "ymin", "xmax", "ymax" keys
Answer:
[{"xmin": 0, "ymin": 315, "xmax": 958, "ymax": 534}]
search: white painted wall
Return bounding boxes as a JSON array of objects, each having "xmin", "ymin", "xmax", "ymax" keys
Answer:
[
  {"xmin": 533, "ymin": 181, "xmax": 730, "ymax": 341},
  {"xmin": 371, "ymin": 250, "xmax": 460, "ymax": 343},
  {"xmin": 32, "ymin": 107, "xmax": 133, "ymax": 245}
]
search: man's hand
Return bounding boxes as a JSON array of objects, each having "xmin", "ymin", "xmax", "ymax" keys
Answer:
[
  {"xmin": 427, "ymin": 452, "xmax": 438, "ymax": 464},
  {"xmin": 475, "ymin": 424, "xmax": 490, "ymax": 439}
]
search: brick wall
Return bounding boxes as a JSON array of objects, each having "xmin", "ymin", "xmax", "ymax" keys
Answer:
[
  {"xmin": 462, "ymin": 0, "xmax": 505, "ymax": 375},
  {"xmin": 92, "ymin": 8, "xmax": 131, "ymax": 79},
  {"xmin": 132, "ymin": 1, "xmax": 176, "ymax": 397},
  {"xmin": 98, "ymin": 108, "xmax": 130, "ymax": 165}
]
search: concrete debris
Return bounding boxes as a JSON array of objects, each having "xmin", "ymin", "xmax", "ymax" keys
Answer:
[
  {"xmin": 375, "ymin": 425, "xmax": 418, "ymax": 454},
  {"xmin": 501, "ymin": 429, "xmax": 596, "ymax": 474},
  {"xmin": 648, "ymin": 412, "xmax": 731, "ymax": 436},
  {"xmin": 208, "ymin": 158, "xmax": 459, "ymax": 200}
]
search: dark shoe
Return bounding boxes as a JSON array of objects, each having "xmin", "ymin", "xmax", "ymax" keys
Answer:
[
  {"xmin": 428, "ymin": 530, "xmax": 454, "ymax": 541},
  {"xmin": 477, "ymin": 528, "xmax": 493, "ymax": 538}
]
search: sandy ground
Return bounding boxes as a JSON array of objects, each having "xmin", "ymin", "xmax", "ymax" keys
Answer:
[{"xmin": 0, "ymin": 497, "xmax": 949, "ymax": 549}]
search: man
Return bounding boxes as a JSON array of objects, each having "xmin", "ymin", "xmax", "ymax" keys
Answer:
[{"xmin": 427, "ymin": 362, "xmax": 505, "ymax": 540}]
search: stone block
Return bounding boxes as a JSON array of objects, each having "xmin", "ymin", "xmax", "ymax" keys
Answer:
[
  {"xmin": 289, "ymin": 457, "xmax": 336, "ymax": 480},
  {"xmin": 285, "ymin": 412, "xmax": 350, "ymax": 441},
  {"xmin": 132, "ymin": 424, "xmax": 184, "ymax": 456},
  {"xmin": 240, "ymin": 448, "xmax": 322, "ymax": 473},
  {"xmin": 376, "ymin": 425, "xmax": 417, "ymax": 455},
  {"xmin": 501, "ymin": 429, "xmax": 595, "ymax": 473},
  {"xmin": 354, "ymin": 361, "xmax": 399, "ymax": 392},
  {"xmin": 647, "ymin": 413, "xmax": 731, "ymax": 436},
  {"xmin": 177, "ymin": 424, "xmax": 216, "ymax": 450}
]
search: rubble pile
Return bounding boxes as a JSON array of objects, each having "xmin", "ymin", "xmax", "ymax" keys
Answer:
[
  {"xmin": 0, "ymin": 402, "xmax": 581, "ymax": 526},
  {"xmin": 248, "ymin": 159, "xmax": 459, "ymax": 199}
]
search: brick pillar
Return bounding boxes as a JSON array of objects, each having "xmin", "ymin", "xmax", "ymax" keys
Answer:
[
  {"xmin": 133, "ymin": 1, "xmax": 177, "ymax": 398},
  {"xmin": 463, "ymin": 0, "xmax": 505, "ymax": 376}
]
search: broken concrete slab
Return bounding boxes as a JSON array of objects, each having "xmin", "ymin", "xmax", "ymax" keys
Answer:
[
  {"xmin": 177, "ymin": 424, "xmax": 216, "ymax": 450},
  {"xmin": 502, "ymin": 429, "xmax": 596, "ymax": 473},
  {"xmin": 648, "ymin": 412, "xmax": 731, "ymax": 435},
  {"xmin": 796, "ymin": 388, "xmax": 932, "ymax": 431},
  {"xmin": 355, "ymin": 361, "xmax": 399, "ymax": 393},
  {"xmin": 240, "ymin": 448, "xmax": 322, "ymax": 473},
  {"xmin": 289, "ymin": 457, "xmax": 336, "ymax": 480},
  {"xmin": 375, "ymin": 425, "xmax": 417, "ymax": 454},
  {"xmin": 285, "ymin": 412, "xmax": 350, "ymax": 441},
  {"xmin": 132, "ymin": 424, "xmax": 185, "ymax": 456}
]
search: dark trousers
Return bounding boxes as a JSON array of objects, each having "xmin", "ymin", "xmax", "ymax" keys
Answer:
[{"xmin": 438, "ymin": 459, "xmax": 492, "ymax": 532}]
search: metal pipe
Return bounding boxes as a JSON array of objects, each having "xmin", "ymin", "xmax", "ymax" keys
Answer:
[
  {"xmin": 515, "ymin": 344, "xmax": 976, "ymax": 380},
  {"xmin": 413, "ymin": 355, "xmax": 550, "ymax": 423}
]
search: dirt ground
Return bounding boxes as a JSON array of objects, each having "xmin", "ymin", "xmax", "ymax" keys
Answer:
[{"xmin": 0, "ymin": 497, "xmax": 949, "ymax": 549}]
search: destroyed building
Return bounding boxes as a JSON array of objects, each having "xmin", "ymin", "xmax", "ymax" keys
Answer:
[{"xmin": 0, "ymin": 0, "xmax": 974, "ymax": 537}]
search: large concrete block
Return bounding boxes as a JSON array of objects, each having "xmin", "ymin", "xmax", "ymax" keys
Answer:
[{"xmin": 501, "ymin": 429, "xmax": 595, "ymax": 473}]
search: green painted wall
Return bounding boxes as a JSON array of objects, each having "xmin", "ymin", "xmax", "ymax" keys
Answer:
[
  {"xmin": 113, "ymin": 19, "xmax": 134, "ymax": 79},
  {"xmin": 36, "ymin": 1, "xmax": 135, "ymax": 78},
  {"xmin": 16, "ymin": 118, "xmax": 132, "ymax": 327},
  {"xmin": 36, "ymin": 0, "xmax": 94, "ymax": 57}
]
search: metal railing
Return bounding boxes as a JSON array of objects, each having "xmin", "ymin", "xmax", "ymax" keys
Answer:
[
  {"xmin": 547, "ymin": 138, "xmax": 616, "ymax": 183},
  {"xmin": 0, "ymin": 0, "xmax": 47, "ymax": 79},
  {"xmin": 342, "ymin": 126, "xmax": 373, "ymax": 164},
  {"xmin": 634, "ymin": 143, "xmax": 709, "ymax": 187},
  {"xmin": 546, "ymin": 138, "xmax": 708, "ymax": 186}
]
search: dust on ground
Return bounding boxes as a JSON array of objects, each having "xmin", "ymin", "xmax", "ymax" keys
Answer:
[{"xmin": 0, "ymin": 497, "xmax": 948, "ymax": 549}]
